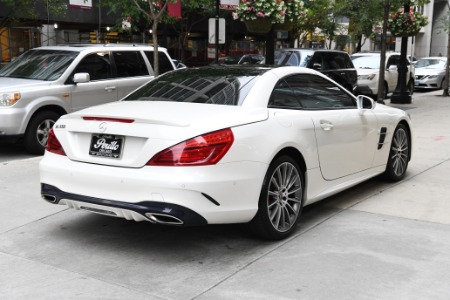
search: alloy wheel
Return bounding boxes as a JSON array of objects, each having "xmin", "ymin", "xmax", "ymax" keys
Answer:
[
  {"xmin": 36, "ymin": 119, "xmax": 55, "ymax": 147},
  {"xmin": 390, "ymin": 127, "xmax": 409, "ymax": 177},
  {"xmin": 266, "ymin": 162, "xmax": 302, "ymax": 232}
]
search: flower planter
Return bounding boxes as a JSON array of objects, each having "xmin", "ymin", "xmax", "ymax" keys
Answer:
[{"xmin": 245, "ymin": 19, "xmax": 273, "ymax": 34}]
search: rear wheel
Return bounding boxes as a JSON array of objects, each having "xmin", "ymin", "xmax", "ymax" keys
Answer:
[
  {"xmin": 250, "ymin": 156, "xmax": 304, "ymax": 240},
  {"xmin": 383, "ymin": 124, "xmax": 410, "ymax": 181},
  {"xmin": 24, "ymin": 111, "xmax": 60, "ymax": 155},
  {"xmin": 408, "ymin": 79, "xmax": 414, "ymax": 95}
]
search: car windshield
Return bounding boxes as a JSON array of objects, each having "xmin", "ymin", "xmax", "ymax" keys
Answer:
[
  {"xmin": 415, "ymin": 59, "xmax": 446, "ymax": 69},
  {"xmin": 351, "ymin": 55, "xmax": 380, "ymax": 69},
  {"xmin": 0, "ymin": 49, "xmax": 77, "ymax": 81},
  {"xmin": 123, "ymin": 66, "xmax": 268, "ymax": 106}
]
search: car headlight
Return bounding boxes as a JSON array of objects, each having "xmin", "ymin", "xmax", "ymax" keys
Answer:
[
  {"xmin": 358, "ymin": 74, "xmax": 376, "ymax": 80},
  {"xmin": 0, "ymin": 92, "xmax": 21, "ymax": 106},
  {"xmin": 427, "ymin": 75, "xmax": 438, "ymax": 79}
]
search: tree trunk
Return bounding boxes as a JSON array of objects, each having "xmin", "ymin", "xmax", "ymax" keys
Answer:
[
  {"xmin": 377, "ymin": 1, "xmax": 389, "ymax": 104},
  {"xmin": 152, "ymin": 22, "xmax": 159, "ymax": 76},
  {"xmin": 443, "ymin": 31, "xmax": 450, "ymax": 96}
]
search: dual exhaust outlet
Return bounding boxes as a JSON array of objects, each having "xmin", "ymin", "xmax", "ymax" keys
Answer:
[{"xmin": 41, "ymin": 194, "xmax": 183, "ymax": 225}]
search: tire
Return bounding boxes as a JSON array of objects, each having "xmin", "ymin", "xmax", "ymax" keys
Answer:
[
  {"xmin": 408, "ymin": 79, "xmax": 414, "ymax": 95},
  {"xmin": 383, "ymin": 124, "xmax": 410, "ymax": 182},
  {"xmin": 24, "ymin": 111, "xmax": 60, "ymax": 155},
  {"xmin": 249, "ymin": 155, "xmax": 304, "ymax": 240},
  {"xmin": 383, "ymin": 82, "xmax": 388, "ymax": 99}
]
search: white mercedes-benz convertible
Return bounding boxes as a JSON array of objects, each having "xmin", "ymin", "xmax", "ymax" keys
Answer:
[{"xmin": 40, "ymin": 65, "xmax": 412, "ymax": 240}]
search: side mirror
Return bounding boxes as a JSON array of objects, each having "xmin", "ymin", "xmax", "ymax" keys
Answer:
[
  {"xmin": 356, "ymin": 95, "xmax": 376, "ymax": 114},
  {"xmin": 312, "ymin": 63, "xmax": 322, "ymax": 70},
  {"xmin": 73, "ymin": 73, "xmax": 90, "ymax": 84}
]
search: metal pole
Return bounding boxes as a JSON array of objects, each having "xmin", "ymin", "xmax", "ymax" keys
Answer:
[
  {"xmin": 215, "ymin": 0, "xmax": 220, "ymax": 64},
  {"xmin": 391, "ymin": 2, "xmax": 412, "ymax": 104},
  {"xmin": 47, "ymin": 0, "xmax": 50, "ymax": 46},
  {"xmin": 97, "ymin": 0, "xmax": 101, "ymax": 44}
]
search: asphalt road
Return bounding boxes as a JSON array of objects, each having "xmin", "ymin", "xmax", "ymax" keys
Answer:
[{"xmin": 1, "ymin": 90, "xmax": 450, "ymax": 299}]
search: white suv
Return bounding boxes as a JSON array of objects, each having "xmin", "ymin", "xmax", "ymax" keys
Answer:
[
  {"xmin": 351, "ymin": 52, "xmax": 415, "ymax": 99},
  {"xmin": 0, "ymin": 44, "xmax": 176, "ymax": 154}
]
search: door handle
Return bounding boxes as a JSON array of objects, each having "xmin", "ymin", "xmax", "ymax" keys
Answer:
[
  {"xmin": 105, "ymin": 86, "xmax": 116, "ymax": 92},
  {"xmin": 320, "ymin": 120, "xmax": 334, "ymax": 131}
]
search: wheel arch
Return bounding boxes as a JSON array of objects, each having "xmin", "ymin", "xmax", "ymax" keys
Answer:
[
  {"xmin": 25, "ymin": 105, "xmax": 67, "ymax": 132},
  {"xmin": 272, "ymin": 146, "xmax": 308, "ymax": 184},
  {"xmin": 398, "ymin": 120, "xmax": 412, "ymax": 161}
]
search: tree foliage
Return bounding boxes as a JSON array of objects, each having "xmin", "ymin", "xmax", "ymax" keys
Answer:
[
  {"xmin": 1, "ymin": 0, "xmax": 68, "ymax": 27},
  {"xmin": 101, "ymin": 0, "xmax": 180, "ymax": 76},
  {"xmin": 335, "ymin": 0, "xmax": 384, "ymax": 52}
]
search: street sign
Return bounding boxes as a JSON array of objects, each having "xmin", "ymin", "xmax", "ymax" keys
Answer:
[{"xmin": 208, "ymin": 18, "xmax": 225, "ymax": 44}]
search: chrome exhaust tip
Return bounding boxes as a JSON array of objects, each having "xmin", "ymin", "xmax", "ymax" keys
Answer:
[
  {"xmin": 145, "ymin": 213, "xmax": 183, "ymax": 225},
  {"xmin": 42, "ymin": 194, "xmax": 58, "ymax": 203}
]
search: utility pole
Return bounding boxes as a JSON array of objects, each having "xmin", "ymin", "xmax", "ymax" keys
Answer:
[{"xmin": 215, "ymin": 0, "xmax": 220, "ymax": 64}]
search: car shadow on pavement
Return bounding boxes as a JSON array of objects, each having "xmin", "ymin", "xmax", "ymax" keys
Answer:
[{"xmin": 0, "ymin": 142, "xmax": 38, "ymax": 162}]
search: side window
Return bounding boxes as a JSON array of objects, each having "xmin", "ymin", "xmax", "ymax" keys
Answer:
[
  {"xmin": 144, "ymin": 51, "xmax": 175, "ymax": 75},
  {"xmin": 387, "ymin": 55, "xmax": 400, "ymax": 68},
  {"xmin": 268, "ymin": 79, "xmax": 303, "ymax": 109},
  {"xmin": 112, "ymin": 51, "xmax": 149, "ymax": 78},
  {"xmin": 328, "ymin": 53, "xmax": 349, "ymax": 69},
  {"xmin": 285, "ymin": 52, "xmax": 300, "ymax": 66},
  {"xmin": 270, "ymin": 74, "xmax": 356, "ymax": 110},
  {"xmin": 72, "ymin": 52, "xmax": 112, "ymax": 82}
]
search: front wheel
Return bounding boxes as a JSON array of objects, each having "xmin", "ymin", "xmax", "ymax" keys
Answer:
[
  {"xmin": 383, "ymin": 124, "xmax": 410, "ymax": 181},
  {"xmin": 249, "ymin": 156, "xmax": 304, "ymax": 240},
  {"xmin": 24, "ymin": 111, "xmax": 60, "ymax": 155}
]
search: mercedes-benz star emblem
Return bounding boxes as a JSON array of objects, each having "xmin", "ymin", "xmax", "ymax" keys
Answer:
[{"xmin": 99, "ymin": 122, "xmax": 107, "ymax": 133}]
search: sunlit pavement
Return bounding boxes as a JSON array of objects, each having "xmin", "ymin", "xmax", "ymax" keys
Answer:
[{"xmin": 0, "ymin": 90, "xmax": 449, "ymax": 299}]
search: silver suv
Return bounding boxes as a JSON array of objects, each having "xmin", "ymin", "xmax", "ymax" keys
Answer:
[{"xmin": 0, "ymin": 44, "xmax": 176, "ymax": 154}]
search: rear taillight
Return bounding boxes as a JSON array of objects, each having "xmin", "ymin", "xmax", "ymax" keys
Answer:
[
  {"xmin": 148, "ymin": 128, "xmax": 234, "ymax": 166},
  {"xmin": 46, "ymin": 129, "xmax": 66, "ymax": 156}
]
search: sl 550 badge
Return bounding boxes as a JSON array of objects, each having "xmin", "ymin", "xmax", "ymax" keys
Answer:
[{"xmin": 55, "ymin": 124, "xmax": 66, "ymax": 129}]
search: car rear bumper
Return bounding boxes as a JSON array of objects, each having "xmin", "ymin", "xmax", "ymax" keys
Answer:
[
  {"xmin": 39, "ymin": 152, "xmax": 268, "ymax": 225},
  {"xmin": 41, "ymin": 183, "xmax": 208, "ymax": 226}
]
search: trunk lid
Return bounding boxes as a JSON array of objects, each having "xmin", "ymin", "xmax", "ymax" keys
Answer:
[{"xmin": 53, "ymin": 101, "xmax": 268, "ymax": 167}]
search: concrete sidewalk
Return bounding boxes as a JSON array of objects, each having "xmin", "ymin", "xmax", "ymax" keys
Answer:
[{"xmin": 0, "ymin": 90, "xmax": 449, "ymax": 299}]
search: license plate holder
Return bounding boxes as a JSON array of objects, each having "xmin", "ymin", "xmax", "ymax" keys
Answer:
[{"xmin": 89, "ymin": 134, "xmax": 124, "ymax": 159}]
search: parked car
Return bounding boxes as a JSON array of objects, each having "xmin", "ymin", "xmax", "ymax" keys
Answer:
[
  {"xmin": 414, "ymin": 57, "xmax": 447, "ymax": 90},
  {"xmin": 172, "ymin": 59, "xmax": 187, "ymax": 69},
  {"xmin": 40, "ymin": 65, "xmax": 412, "ymax": 240},
  {"xmin": 237, "ymin": 54, "xmax": 265, "ymax": 64},
  {"xmin": 218, "ymin": 54, "xmax": 265, "ymax": 65},
  {"xmin": 0, "ymin": 44, "xmax": 176, "ymax": 154},
  {"xmin": 351, "ymin": 52, "xmax": 415, "ymax": 99},
  {"xmin": 275, "ymin": 48, "xmax": 357, "ymax": 92}
]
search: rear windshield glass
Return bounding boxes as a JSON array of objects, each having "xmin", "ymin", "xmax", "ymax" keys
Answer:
[
  {"xmin": 0, "ymin": 50, "xmax": 77, "ymax": 81},
  {"xmin": 123, "ymin": 67, "xmax": 267, "ymax": 106}
]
